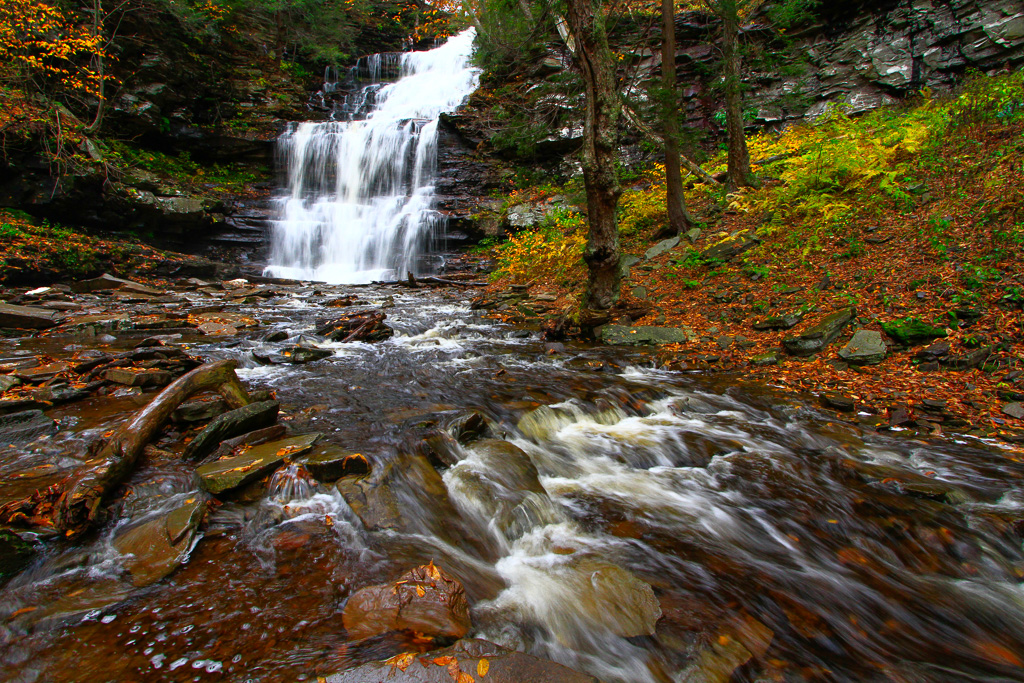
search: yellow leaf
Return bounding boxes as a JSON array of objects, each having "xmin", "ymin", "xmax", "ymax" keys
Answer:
[
  {"xmin": 458, "ymin": 673, "xmax": 474, "ymax": 683},
  {"xmin": 416, "ymin": 585, "xmax": 426, "ymax": 597},
  {"xmin": 477, "ymin": 658, "xmax": 489, "ymax": 677},
  {"xmin": 385, "ymin": 652, "xmax": 416, "ymax": 671}
]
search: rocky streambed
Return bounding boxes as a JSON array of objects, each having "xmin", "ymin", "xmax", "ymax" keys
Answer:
[{"xmin": 2, "ymin": 269, "xmax": 1024, "ymax": 682}]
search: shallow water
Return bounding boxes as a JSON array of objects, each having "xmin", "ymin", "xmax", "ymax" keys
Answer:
[{"xmin": 2, "ymin": 283, "xmax": 1024, "ymax": 682}]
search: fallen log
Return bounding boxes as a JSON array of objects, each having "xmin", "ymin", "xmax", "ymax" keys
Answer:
[{"xmin": 0, "ymin": 360, "xmax": 251, "ymax": 537}]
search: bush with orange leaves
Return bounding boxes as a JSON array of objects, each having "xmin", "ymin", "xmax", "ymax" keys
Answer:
[{"xmin": 0, "ymin": 0, "xmax": 109, "ymax": 97}]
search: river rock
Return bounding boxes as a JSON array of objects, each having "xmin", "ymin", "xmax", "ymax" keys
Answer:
[
  {"xmin": 644, "ymin": 236, "xmax": 680, "ymax": 260},
  {"xmin": 182, "ymin": 400, "xmax": 280, "ymax": 461},
  {"xmin": 0, "ymin": 375, "xmax": 20, "ymax": 393},
  {"xmin": 750, "ymin": 350, "xmax": 780, "ymax": 366},
  {"xmin": 316, "ymin": 310, "xmax": 394, "ymax": 342},
  {"xmin": 325, "ymin": 638, "xmax": 599, "ymax": 683},
  {"xmin": 916, "ymin": 339, "xmax": 950, "ymax": 361},
  {"xmin": 70, "ymin": 273, "xmax": 163, "ymax": 295},
  {"xmin": 206, "ymin": 424, "xmax": 288, "ymax": 461},
  {"xmin": 172, "ymin": 396, "xmax": 229, "ymax": 424},
  {"xmin": 342, "ymin": 562, "xmax": 471, "ymax": 640},
  {"xmin": 600, "ymin": 325, "xmax": 694, "ymax": 346},
  {"xmin": 286, "ymin": 345, "xmax": 333, "ymax": 364},
  {"xmin": 1003, "ymin": 403, "xmax": 1024, "ymax": 420},
  {"xmin": 446, "ymin": 411, "xmax": 490, "ymax": 444},
  {"xmin": 101, "ymin": 367, "xmax": 173, "ymax": 388},
  {"xmin": 882, "ymin": 317, "xmax": 947, "ymax": 345},
  {"xmin": 336, "ymin": 451, "xmax": 461, "ymax": 538},
  {"xmin": 0, "ymin": 528, "xmax": 38, "ymax": 584},
  {"xmin": 0, "ymin": 303, "xmax": 60, "ymax": 329},
  {"xmin": 112, "ymin": 497, "xmax": 206, "ymax": 587},
  {"xmin": 782, "ymin": 307, "xmax": 856, "ymax": 357},
  {"xmin": 837, "ymin": 329, "xmax": 887, "ymax": 365},
  {"xmin": 303, "ymin": 446, "xmax": 369, "ymax": 482},
  {"xmin": 700, "ymin": 230, "xmax": 759, "ymax": 262},
  {"xmin": 941, "ymin": 345, "xmax": 996, "ymax": 371},
  {"xmin": 0, "ymin": 410, "xmax": 57, "ymax": 447},
  {"xmin": 752, "ymin": 311, "xmax": 803, "ymax": 331},
  {"xmin": 196, "ymin": 433, "xmax": 320, "ymax": 495}
]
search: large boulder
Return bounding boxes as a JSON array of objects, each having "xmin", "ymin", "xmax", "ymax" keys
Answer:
[
  {"xmin": 342, "ymin": 562, "xmax": 471, "ymax": 640},
  {"xmin": 325, "ymin": 638, "xmax": 599, "ymax": 683},
  {"xmin": 782, "ymin": 307, "xmax": 856, "ymax": 357}
]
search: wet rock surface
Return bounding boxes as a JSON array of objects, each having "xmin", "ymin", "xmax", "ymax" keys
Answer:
[
  {"xmin": 782, "ymin": 307, "xmax": 857, "ymax": 356},
  {"xmin": 342, "ymin": 563, "xmax": 471, "ymax": 641},
  {"xmin": 2, "ymin": 276, "xmax": 1024, "ymax": 683}
]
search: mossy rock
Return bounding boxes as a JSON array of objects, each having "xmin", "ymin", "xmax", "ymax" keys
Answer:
[{"xmin": 882, "ymin": 318, "xmax": 947, "ymax": 345}]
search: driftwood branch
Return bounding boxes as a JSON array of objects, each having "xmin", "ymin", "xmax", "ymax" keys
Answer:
[{"xmin": 1, "ymin": 360, "xmax": 251, "ymax": 537}]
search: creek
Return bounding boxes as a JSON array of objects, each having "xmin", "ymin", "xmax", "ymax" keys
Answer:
[{"xmin": 2, "ymin": 29, "xmax": 1024, "ymax": 683}]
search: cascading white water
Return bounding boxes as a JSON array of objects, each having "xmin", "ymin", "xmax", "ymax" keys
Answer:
[{"xmin": 264, "ymin": 29, "xmax": 480, "ymax": 284}]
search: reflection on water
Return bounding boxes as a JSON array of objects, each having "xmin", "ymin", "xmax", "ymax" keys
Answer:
[{"xmin": 2, "ymin": 285, "xmax": 1024, "ymax": 682}]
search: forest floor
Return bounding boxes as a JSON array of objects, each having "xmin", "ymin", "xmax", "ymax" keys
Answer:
[{"xmin": 479, "ymin": 77, "xmax": 1024, "ymax": 445}]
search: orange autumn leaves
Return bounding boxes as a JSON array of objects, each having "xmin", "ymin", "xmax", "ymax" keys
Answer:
[
  {"xmin": 385, "ymin": 650, "xmax": 491, "ymax": 682},
  {"xmin": 0, "ymin": 0, "xmax": 112, "ymax": 96}
]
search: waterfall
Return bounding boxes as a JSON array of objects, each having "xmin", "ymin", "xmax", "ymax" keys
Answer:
[{"xmin": 264, "ymin": 29, "xmax": 480, "ymax": 284}]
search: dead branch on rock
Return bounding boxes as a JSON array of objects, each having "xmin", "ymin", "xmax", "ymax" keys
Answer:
[{"xmin": 1, "ymin": 360, "xmax": 251, "ymax": 538}]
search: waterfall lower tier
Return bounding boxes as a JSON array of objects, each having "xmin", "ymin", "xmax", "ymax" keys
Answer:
[{"xmin": 265, "ymin": 29, "xmax": 480, "ymax": 284}]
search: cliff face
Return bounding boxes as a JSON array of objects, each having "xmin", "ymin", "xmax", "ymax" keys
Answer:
[
  {"xmin": 436, "ymin": 0, "xmax": 1024, "ymax": 238},
  {"xmin": 742, "ymin": 0, "xmax": 1024, "ymax": 125}
]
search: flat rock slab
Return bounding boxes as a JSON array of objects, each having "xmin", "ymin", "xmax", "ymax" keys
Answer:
[
  {"xmin": 102, "ymin": 367, "xmax": 173, "ymax": 388},
  {"xmin": 644, "ymin": 236, "xmax": 680, "ymax": 261},
  {"xmin": 0, "ymin": 303, "xmax": 60, "ymax": 329},
  {"xmin": 752, "ymin": 312, "xmax": 803, "ymax": 331},
  {"xmin": 700, "ymin": 230, "xmax": 759, "ymax": 262},
  {"xmin": 601, "ymin": 325, "xmax": 695, "ymax": 346},
  {"xmin": 1003, "ymin": 403, "xmax": 1024, "ymax": 420},
  {"xmin": 326, "ymin": 639, "xmax": 599, "ymax": 683},
  {"xmin": 783, "ymin": 307, "xmax": 856, "ymax": 357},
  {"xmin": 70, "ymin": 273, "xmax": 164, "ymax": 295},
  {"xmin": 0, "ymin": 410, "xmax": 57, "ymax": 447},
  {"xmin": 197, "ymin": 433, "xmax": 320, "ymax": 495},
  {"xmin": 838, "ymin": 329, "xmax": 888, "ymax": 365},
  {"xmin": 183, "ymin": 400, "xmax": 280, "ymax": 461}
]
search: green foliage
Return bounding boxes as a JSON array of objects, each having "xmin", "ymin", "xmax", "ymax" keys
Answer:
[
  {"xmin": 492, "ymin": 207, "xmax": 587, "ymax": 286},
  {"xmin": 949, "ymin": 69, "xmax": 1024, "ymax": 136},
  {"xmin": 0, "ymin": 224, "xmax": 24, "ymax": 239}
]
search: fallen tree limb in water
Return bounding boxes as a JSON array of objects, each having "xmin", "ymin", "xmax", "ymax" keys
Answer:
[{"xmin": 1, "ymin": 360, "xmax": 251, "ymax": 538}]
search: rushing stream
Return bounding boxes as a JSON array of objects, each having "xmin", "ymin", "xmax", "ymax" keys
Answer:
[
  {"xmin": 3, "ymin": 28, "xmax": 1024, "ymax": 683},
  {"xmin": 2, "ymin": 282, "xmax": 1024, "ymax": 682}
]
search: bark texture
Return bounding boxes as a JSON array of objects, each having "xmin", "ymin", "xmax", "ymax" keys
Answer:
[
  {"xmin": 721, "ymin": 1, "xmax": 757, "ymax": 191},
  {"xmin": 566, "ymin": 0, "xmax": 622, "ymax": 311},
  {"xmin": 661, "ymin": 0, "xmax": 694, "ymax": 235}
]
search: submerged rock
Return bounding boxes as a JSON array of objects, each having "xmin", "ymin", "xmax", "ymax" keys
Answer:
[
  {"xmin": 112, "ymin": 497, "xmax": 206, "ymax": 587},
  {"xmin": 782, "ymin": 307, "xmax": 856, "ymax": 357},
  {"xmin": 196, "ymin": 433, "xmax": 320, "ymax": 495},
  {"xmin": 342, "ymin": 562, "xmax": 471, "ymax": 640},
  {"xmin": 0, "ymin": 409, "xmax": 57, "ymax": 446},
  {"xmin": 325, "ymin": 638, "xmax": 599, "ymax": 682},
  {"xmin": 182, "ymin": 400, "xmax": 280, "ymax": 461}
]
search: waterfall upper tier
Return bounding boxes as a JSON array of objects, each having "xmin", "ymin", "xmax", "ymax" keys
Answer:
[{"xmin": 265, "ymin": 29, "xmax": 480, "ymax": 285}]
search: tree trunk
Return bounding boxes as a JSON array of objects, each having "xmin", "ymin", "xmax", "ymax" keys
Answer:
[
  {"xmin": 565, "ymin": 0, "xmax": 621, "ymax": 311},
  {"xmin": 721, "ymin": 3, "xmax": 756, "ymax": 191},
  {"xmin": 661, "ymin": 0, "xmax": 693, "ymax": 236}
]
